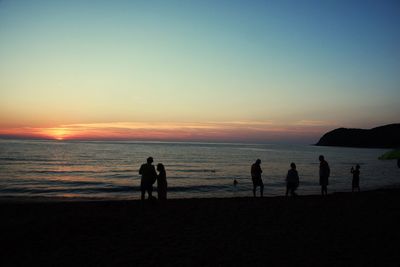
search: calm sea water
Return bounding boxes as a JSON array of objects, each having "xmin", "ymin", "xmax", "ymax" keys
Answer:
[{"xmin": 0, "ymin": 139, "xmax": 399, "ymax": 199}]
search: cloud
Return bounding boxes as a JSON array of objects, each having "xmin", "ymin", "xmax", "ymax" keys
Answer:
[{"xmin": 294, "ymin": 120, "xmax": 335, "ymax": 127}]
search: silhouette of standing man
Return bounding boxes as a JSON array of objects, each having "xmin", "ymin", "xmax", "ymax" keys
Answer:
[
  {"xmin": 139, "ymin": 157, "xmax": 157, "ymax": 200},
  {"xmin": 251, "ymin": 159, "xmax": 264, "ymax": 197},
  {"xmin": 319, "ymin": 155, "xmax": 330, "ymax": 196}
]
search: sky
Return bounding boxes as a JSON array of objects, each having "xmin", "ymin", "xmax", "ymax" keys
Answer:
[{"xmin": 0, "ymin": 0, "xmax": 399, "ymax": 143}]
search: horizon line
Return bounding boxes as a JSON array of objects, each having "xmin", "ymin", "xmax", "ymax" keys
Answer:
[{"xmin": 0, "ymin": 135, "xmax": 317, "ymax": 145}]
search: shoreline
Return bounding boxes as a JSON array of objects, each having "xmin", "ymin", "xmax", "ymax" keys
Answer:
[{"xmin": 1, "ymin": 185, "xmax": 399, "ymax": 203}]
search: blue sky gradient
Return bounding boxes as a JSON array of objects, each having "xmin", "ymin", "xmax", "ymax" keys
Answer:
[{"xmin": 0, "ymin": 0, "xmax": 399, "ymax": 142}]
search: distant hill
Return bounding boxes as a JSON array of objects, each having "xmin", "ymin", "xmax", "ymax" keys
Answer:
[{"xmin": 316, "ymin": 124, "xmax": 400, "ymax": 148}]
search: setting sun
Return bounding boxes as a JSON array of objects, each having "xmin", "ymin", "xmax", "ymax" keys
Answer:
[{"xmin": 44, "ymin": 128, "xmax": 70, "ymax": 140}]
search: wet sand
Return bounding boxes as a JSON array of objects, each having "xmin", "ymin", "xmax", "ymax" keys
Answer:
[{"xmin": 1, "ymin": 189, "xmax": 400, "ymax": 266}]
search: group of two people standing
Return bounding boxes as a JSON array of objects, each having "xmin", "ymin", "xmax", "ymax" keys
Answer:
[
  {"xmin": 139, "ymin": 157, "xmax": 167, "ymax": 201},
  {"xmin": 251, "ymin": 155, "xmax": 332, "ymax": 197},
  {"xmin": 318, "ymin": 155, "xmax": 361, "ymax": 194}
]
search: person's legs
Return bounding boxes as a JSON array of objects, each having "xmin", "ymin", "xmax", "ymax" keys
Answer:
[
  {"xmin": 252, "ymin": 184, "xmax": 256, "ymax": 197},
  {"xmin": 321, "ymin": 185, "xmax": 327, "ymax": 196},
  {"xmin": 290, "ymin": 187, "xmax": 296, "ymax": 196},
  {"xmin": 285, "ymin": 186, "xmax": 289, "ymax": 197},
  {"xmin": 148, "ymin": 186, "xmax": 153, "ymax": 199},
  {"xmin": 141, "ymin": 189, "xmax": 146, "ymax": 200},
  {"xmin": 260, "ymin": 183, "xmax": 264, "ymax": 197}
]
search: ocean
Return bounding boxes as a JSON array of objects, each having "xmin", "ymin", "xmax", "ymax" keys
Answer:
[{"xmin": 0, "ymin": 139, "xmax": 399, "ymax": 199}]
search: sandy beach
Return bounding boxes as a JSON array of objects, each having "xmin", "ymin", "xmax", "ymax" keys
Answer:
[{"xmin": 1, "ymin": 189, "xmax": 400, "ymax": 266}]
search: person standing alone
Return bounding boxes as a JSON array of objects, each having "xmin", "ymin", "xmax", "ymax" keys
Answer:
[
  {"xmin": 319, "ymin": 155, "xmax": 330, "ymax": 196},
  {"xmin": 251, "ymin": 159, "xmax": 264, "ymax": 197},
  {"xmin": 139, "ymin": 157, "xmax": 157, "ymax": 200}
]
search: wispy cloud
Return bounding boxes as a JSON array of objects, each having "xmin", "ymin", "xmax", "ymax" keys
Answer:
[{"xmin": 294, "ymin": 120, "xmax": 335, "ymax": 127}]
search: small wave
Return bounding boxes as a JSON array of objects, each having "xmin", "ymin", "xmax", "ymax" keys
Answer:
[
  {"xmin": 0, "ymin": 157, "xmax": 59, "ymax": 162},
  {"xmin": 50, "ymin": 180, "xmax": 110, "ymax": 187},
  {"xmin": 57, "ymin": 162, "xmax": 89, "ymax": 166},
  {"xmin": 167, "ymin": 185, "xmax": 229, "ymax": 192},
  {"xmin": 3, "ymin": 179, "xmax": 111, "ymax": 187},
  {"xmin": 0, "ymin": 157, "xmax": 19, "ymax": 161},
  {"xmin": 106, "ymin": 173, "xmax": 134, "ymax": 178},
  {"xmin": 0, "ymin": 186, "xmax": 134, "ymax": 194},
  {"xmin": 338, "ymin": 162, "xmax": 366, "ymax": 166},
  {"xmin": 175, "ymin": 169, "xmax": 217, "ymax": 173},
  {"xmin": 0, "ymin": 184, "xmax": 231, "ymax": 195},
  {"xmin": 27, "ymin": 170, "xmax": 100, "ymax": 174},
  {"xmin": 109, "ymin": 169, "xmax": 135, "ymax": 173},
  {"xmin": 236, "ymin": 147, "xmax": 269, "ymax": 152}
]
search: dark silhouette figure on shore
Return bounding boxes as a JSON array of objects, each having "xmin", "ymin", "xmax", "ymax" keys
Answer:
[
  {"xmin": 286, "ymin": 162, "xmax": 299, "ymax": 197},
  {"xmin": 351, "ymin": 164, "xmax": 361, "ymax": 193},
  {"xmin": 139, "ymin": 157, "xmax": 157, "ymax": 200},
  {"xmin": 319, "ymin": 155, "xmax": 330, "ymax": 196},
  {"xmin": 251, "ymin": 159, "xmax": 264, "ymax": 197},
  {"xmin": 233, "ymin": 179, "xmax": 238, "ymax": 187},
  {"xmin": 157, "ymin": 163, "xmax": 167, "ymax": 201}
]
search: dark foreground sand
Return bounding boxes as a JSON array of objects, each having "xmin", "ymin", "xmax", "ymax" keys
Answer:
[{"xmin": 1, "ymin": 190, "xmax": 400, "ymax": 266}]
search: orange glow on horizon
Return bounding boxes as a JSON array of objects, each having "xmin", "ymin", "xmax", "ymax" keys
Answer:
[
  {"xmin": 0, "ymin": 121, "xmax": 334, "ymax": 142},
  {"xmin": 43, "ymin": 128, "xmax": 71, "ymax": 140}
]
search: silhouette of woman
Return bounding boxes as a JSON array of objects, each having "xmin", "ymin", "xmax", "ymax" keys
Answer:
[
  {"xmin": 286, "ymin": 162, "xmax": 299, "ymax": 197},
  {"xmin": 157, "ymin": 163, "xmax": 167, "ymax": 200}
]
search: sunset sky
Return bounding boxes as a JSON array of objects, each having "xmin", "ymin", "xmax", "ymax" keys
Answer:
[{"xmin": 1, "ymin": 0, "xmax": 399, "ymax": 143}]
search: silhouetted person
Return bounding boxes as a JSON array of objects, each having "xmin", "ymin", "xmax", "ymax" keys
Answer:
[
  {"xmin": 139, "ymin": 157, "xmax": 157, "ymax": 200},
  {"xmin": 351, "ymin": 164, "xmax": 361, "ymax": 193},
  {"xmin": 233, "ymin": 179, "xmax": 238, "ymax": 187},
  {"xmin": 251, "ymin": 159, "xmax": 264, "ymax": 197},
  {"xmin": 286, "ymin": 162, "xmax": 299, "ymax": 197},
  {"xmin": 156, "ymin": 163, "xmax": 167, "ymax": 201},
  {"xmin": 319, "ymin": 155, "xmax": 330, "ymax": 196}
]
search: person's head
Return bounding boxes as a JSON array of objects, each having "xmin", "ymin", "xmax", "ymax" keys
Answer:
[
  {"xmin": 319, "ymin": 155, "xmax": 324, "ymax": 162},
  {"xmin": 290, "ymin": 162, "xmax": 296, "ymax": 169},
  {"xmin": 147, "ymin": 157, "xmax": 153, "ymax": 164},
  {"xmin": 157, "ymin": 163, "xmax": 165, "ymax": 172},
  {"xmin": 356, "ymin": 164, "xmax": 360, "ymax": 170},
  {"xmin": 256, "ymin": 159, "xmax": 261, "ymax": 165}
]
